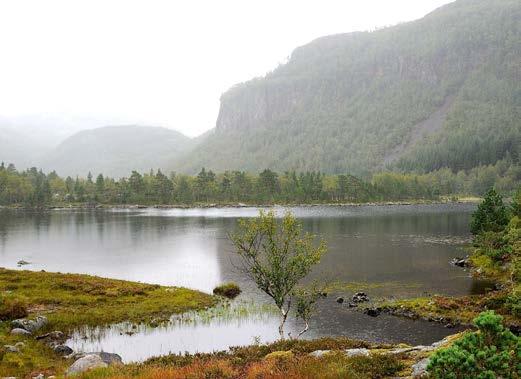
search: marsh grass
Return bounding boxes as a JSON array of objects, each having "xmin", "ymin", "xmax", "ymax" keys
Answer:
[
  {"xmin": 0, "ymin": 268, "xmax": 216, "ymax": 331},
  {"xmin": 0, "ymin": 268, "xmax": 216, "ymax": 377}
]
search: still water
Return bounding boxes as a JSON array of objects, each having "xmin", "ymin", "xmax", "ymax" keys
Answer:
[{"xmin": 0, "ymin": 204, "xmax": 486, "ymax": 362}]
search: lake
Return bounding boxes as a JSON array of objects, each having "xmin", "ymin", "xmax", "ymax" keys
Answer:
[{"xmin": 0, "ymin": 204, "xmax": 487, "ymax": 362}]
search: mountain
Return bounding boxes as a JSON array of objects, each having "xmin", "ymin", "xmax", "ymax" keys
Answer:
[
  {"xmin": 41, "ymin": 126, "xmax": 193, "ymax": 178},
  {"xmin": 175, "ymin": 0, "xmax": 521, "ymax": 176}
]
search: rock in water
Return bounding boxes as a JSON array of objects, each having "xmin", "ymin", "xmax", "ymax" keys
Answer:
[
  {"xmin": 450, "ymin": 257, "xmax": 468, "ymax": 268},
  {"xmin": 364, "ymin": 307, "xmax": 381, "ymax": 317},
  {"xmin": 352, "ymin": 292, "xmax": 370, "ymax": 303},
  {"xmin": 54, "ymin": 345, "xmax": 74, "ymax": 356},
  {"xmin": 67, "ymin": 354, "xmax": 108, "ymax": 375},
  {"xmin": 336, "ymin": 297, "xmax": 344, "ymax": 304},
  {"xmin": 97, "ymin": 352, "xmax": 123, "ymax": 365}
]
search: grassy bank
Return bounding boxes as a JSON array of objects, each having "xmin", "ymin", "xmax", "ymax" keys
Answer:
[
  {"xmin": 0, "ymin": 268, "xmax": 216, "ymax": 377},
  {"xmin": 78, "ymin": 337, "xmax": 407, "ymax": 379}
]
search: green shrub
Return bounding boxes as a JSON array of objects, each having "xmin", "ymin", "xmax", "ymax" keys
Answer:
[
  {"xmin": 505, "ymin": 293, "xmax": 521, "ymax": 318},
  {"xmin": 427, "ymin": 311, "xmax": 521, "ymax": 379},
  {"xmin": 212, "ymin": 283, "xmax": 241, "ymax": 299},
  {"xmin": 0, "ymin": 295, "xmax": 28, "ymax": 320}
]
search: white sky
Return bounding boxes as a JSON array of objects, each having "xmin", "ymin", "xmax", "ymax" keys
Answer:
[{"xmin": 0, "ymin": 0, "xmax": 453, "ymax": 138}]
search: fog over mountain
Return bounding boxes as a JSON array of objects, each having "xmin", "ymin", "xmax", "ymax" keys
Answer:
[{"xmin": 1, "ymin": 0, "xmax": 519, "ymax": 180}]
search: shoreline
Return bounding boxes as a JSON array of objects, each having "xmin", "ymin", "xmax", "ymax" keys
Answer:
[{"xmin": 0, "ymin": 197, "xmax": 481, "ymax": 211}]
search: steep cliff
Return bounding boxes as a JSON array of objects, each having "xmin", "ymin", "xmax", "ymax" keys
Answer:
[{"xmin": 175, "ymin": 0, "xmax": 521, "ymax": 175}]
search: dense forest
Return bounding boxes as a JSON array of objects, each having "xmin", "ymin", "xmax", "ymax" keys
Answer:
[
  {"xmin": 0, "ymin": 160, "xmax": 519, "ymax": 207},
  {"xmin": 175, "ymin": 0, "xmax": 520, "ymax": 177}
]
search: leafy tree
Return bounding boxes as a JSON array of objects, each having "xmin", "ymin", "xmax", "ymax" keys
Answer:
[
  {"xmin": 230, "ymin": 211, "xmax": 326, "ymax": 339},
  {"xmin": 427, "ymin": 311, "xmax": 520, "ymax": 379},
  {"xmin": 470, "ymin": 188, "xmax": 509, "ymax": 235}
]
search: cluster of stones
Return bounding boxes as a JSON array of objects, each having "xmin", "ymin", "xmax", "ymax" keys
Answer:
[
  {"xmin": 4, "ymin": 315, "xmax": 123, "ymax": 377},
  {"xmin": 336, "ymin": 291, "xmax": 370, "ymax": 308},
  {"xmin": 307, "ymin": 335, "xmax": 455, "ymax": 378}
]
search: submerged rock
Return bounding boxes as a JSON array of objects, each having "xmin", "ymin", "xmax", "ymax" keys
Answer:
[{"xmin": 336, "ymin": 297, "xmax": 344, "ymax": 304}]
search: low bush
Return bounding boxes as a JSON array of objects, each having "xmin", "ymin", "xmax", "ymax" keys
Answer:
[
  {"xmin": 427, "ymin": 311, "xmax": 521, "ymax": 379},
  {"xmin": 0, "ymin": 295, "xmax": 28, "ymax": 320},
  {"xmin": 213, "ymin": 283, "xmax": 241, "ymax": 299}
]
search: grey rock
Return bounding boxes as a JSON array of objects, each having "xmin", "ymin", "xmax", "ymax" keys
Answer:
[
  {"xmin": 54, "ymin": 345, "xmax": 74, "ymax": 356},
  {"xmin": 412, "ymin": 358, "xmax": 430, "ymax": 378},
  {"xmin": 14, "ymin": 342, "xmax": 25, "ymax": 349},
  {"xmin": 3, "ymin": 345, "xmax": 20, "ymax": 353},
  {"xmin": 309, "ymin": 350, "xmax": 331, "ymax": 358},
  {"xmin": 67, "ymin": 354, "xmax": 108, "ymax": 375},
  {"xmin": 97, "ymin": 352, "xmax": 123, "ymax": 365},
  {"xmin": 10, "ymin": 328, "xmax": 31, "ymax": 336},
  {"xmin": 32, "ymin": 375, "xmax": 44, "ymax": 379},
  {"xmin": 345, "ymin": 348, "xmax": 370, "ymax": 357},
  {"xmin": 12, "ymin": 316, "xmax": 48, "ymax": 333},
  {"xmin": 352, "ymin": 292, "xmax": 370, "ymax": 303},
  {"xmin": 17, "ymin": 260, "xmax": 30, "ymax": 266}
]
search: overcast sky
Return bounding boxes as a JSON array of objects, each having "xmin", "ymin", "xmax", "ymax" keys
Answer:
[{"xmin": 0, "ymin": 0, "xmax": 453, "ymax": 138}]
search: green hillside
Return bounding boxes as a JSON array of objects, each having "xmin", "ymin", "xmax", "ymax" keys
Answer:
[{"xmin": 175, "ymin": 0, "xmax": 521, "ymax": 177}]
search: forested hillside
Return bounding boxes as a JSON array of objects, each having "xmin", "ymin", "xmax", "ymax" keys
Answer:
[
  {"xmin": 41, "ymin": 126, "xmax": 193, "ymax": 178},
  {"xmin": 176, "ymin": 0, "xmax": 521, "ymax": 177}
]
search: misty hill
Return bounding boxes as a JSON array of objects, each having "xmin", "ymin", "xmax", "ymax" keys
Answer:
[
  {"xmin": 0, "ymin": 124, "xmax": 52, "ymax": 169},
  {"xmin": 175, "ymin": 0, "xmax": 521, "ymax": 175},
  {"xmin": 42, "ymin": 126, "xmax": 193, "ymax": 178}
]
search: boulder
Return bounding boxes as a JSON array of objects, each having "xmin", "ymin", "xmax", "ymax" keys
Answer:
[
  {"xmin": 450, "ymin": 257, "xmax": 468, "ymax": 268},
  {"xmin": 352, "ymin": 292, "xmax": 370, "ymax": 303},
  {"xmin": 412, "ymin": 358, "xmax": 430, "ymax": 378},
  {"xmin": 336, "ymin": 297, "xmax": 344, "ymax": 304},
  {"xmin": 12, "ymin": 316, "xmax": 48, "ymax": 333},
  {"xmin": 54, "ymin": 345, "xmax": 74, "ymax": 356},
  {"xmin": 67, "ymin": 354, "xmax": 108, "ymax": 375},
  {"xmin": 309, "ymin": 349, "xmax": 331, "ymax": 358},
  {"xmin": 17, "ymin": 260, "xmax": 30, "ymax": 266},
  {"xmin": 97, "ymin": 352, "xmax": 123, "ymax": 365},
  {"xmin": 364, "ymin": 307, "xmax": 381, "ymax": 317},
  {"xmin": 344, "ymin": 348, "xmax": 370, "ymax": 357},
  {"xmin": 3, "ymin": 345, "xmax": 20, "ymax": 353},
  {"xmin": 10, "ymin": 328, "xmax": 31, "ymax": 336}
]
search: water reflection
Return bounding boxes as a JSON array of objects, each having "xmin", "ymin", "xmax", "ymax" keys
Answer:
[{"xmin": 0, "ymin": 204, "xmax": 486, "ymax": 358}]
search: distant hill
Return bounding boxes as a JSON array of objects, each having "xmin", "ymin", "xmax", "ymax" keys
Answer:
[
  {"xmin": 175, "ymin": 0, "xmax": 521, "ymax": 175},
  {"xmin": 0, "ymin": 124, "xmax": 51, "ymax": 169},
  {"xmin": 42, "ymin": 126, "xmax": 193, "ymax": 178}
]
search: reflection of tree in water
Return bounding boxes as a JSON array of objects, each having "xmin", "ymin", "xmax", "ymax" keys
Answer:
[{"xmin": 0, "ymin": 210, "xmax": 10, "ymax": 253}]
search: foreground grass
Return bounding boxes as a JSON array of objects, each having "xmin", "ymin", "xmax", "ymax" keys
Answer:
[
  {"xmin": 78, "ymin": 337, "xmax": 405, "ymax": 379},
  {"xmin": 0, "ymin": 268, "xmax": 216, "ymax": 377}
]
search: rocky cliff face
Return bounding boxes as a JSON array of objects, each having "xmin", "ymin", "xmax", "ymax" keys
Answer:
[{"xmin": 175, "ymin": 0, "xmax": 521, "ymax": 175}]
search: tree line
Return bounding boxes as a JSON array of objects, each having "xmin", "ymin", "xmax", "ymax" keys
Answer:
[{"xmin": 0, "ymin": 163, "xmax": 519, "ymax": 207}]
